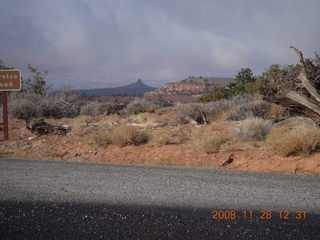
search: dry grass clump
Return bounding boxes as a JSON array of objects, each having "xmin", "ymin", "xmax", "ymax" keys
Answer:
[
  {"xmin": 150, "ymin": 127, "xmax": 189, "ymax": 146},
  {"xmin": 231, "ymin": 117, "xmax": 273, "ymax": 141},
  {"xmin": 89, "ymin": 131, "xmax": 112, "ymax": 146},
  {"xmin": 111, "ymin": 125, "xmax": 149, "ymax": 147},
  {"xmin": 266, "ymin": 125, "xmax": 320, "ymax": 156},
  {"xmin": 150, "ymin": 129, "xmax": 172, "ymax": 146},
  {"xmin": 197, "ymin": 131, "xmax": 228, "ymax": 154}
]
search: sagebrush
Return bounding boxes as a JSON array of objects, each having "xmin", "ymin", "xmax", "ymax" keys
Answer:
[
  {"xmin": 122, "ymin": 99, "xmax": 156, "ymax": 115},
  {"xmin": 231, "ymin": 117, "xmax": 273, "ymax": 141}
]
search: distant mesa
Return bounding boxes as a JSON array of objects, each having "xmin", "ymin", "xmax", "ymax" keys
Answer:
[
  {"xmin": 144, "ymin": 76, "xmax": 234, "ymax": 97},
  {"xmin": 75, "ymin": 79, "xmax": 157, "ymax": 96}
]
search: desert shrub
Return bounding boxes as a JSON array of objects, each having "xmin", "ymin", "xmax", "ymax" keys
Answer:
[
  {"xmin": 172, "ymin": 94, "xmax": 270, "ymax": 125},
  {"xmin": 9, "ymin": 99, "xmax": 33, "ymax": 120},
  {"xmin": 9, "ymin": 90, "xmax": 80, "ymax": 120},
  {"xmin": 230, "ymin": 117, "xmax": 273, "ymax": 141},
  {"xmin": 202, "ymin": 99, "xmax": 231, "ymax": 121},
  {"xmin": 41, "ymin": 98, "xmax": 80, "ymax": 119},
  {"xmin": 9, "ymin": 94, "xmax": 43, "ymax": 120},
  {"xmin": 258, "ymin": 52, "xmax": 320, "ymax": 98},
  {"xmin": 155, "ymin": 100, "xmax": 173, "ymax": 108},
  {"xmin": 200, "ymin": 94, "xmax": 270, "ymax": 122},
  {"xmin": 198, "ymin": 131, "xmax": 227, "ymax": 154},
  {"xmin": 259, "ymin": 64, "xmax": 302, "ymax": 97},
  {"xmin": 111, "ymin": 125, "xmax": 149, "ymax": 147},
  {"xmin": 89, "ymin": 131, "xmax": 112, "ymax": 145},
  {"xmin": 226, "ymin": 94, "xmax": 270, "ymax": 120},
  {"xmin": 122, "ymin": 99, "xmax": 157, "ymax": 115},
  {"xmin": 171, "ymin": 103, "xmax": 205, "ymax": 125},
  {"xmin": 266, "ymin": 125, "xmax": 320, "ymax": 156},
  {"xmin": 80, "ymin": 103, "xmax": 116, "ymax": 116},
  {"xmin": 80, "ymin": 104, "xmax": 97, "ymax": 116}
]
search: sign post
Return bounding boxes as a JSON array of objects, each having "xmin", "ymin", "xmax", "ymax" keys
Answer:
[{"xmin": 0, "ymin": 69, "xmax": 21, "ymax": 140}]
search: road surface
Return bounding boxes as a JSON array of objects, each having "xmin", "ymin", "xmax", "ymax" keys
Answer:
[{"xmin": 0, "ymin": 158, "xmax": 319, "ymax": 239}]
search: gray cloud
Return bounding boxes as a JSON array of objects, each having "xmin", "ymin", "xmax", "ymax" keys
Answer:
[{"xmin": 0, "ymin": 0, "xmax": 319, "ymax": 89}]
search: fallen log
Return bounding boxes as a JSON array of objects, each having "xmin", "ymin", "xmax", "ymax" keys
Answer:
[{"xmin": 26, "ymin": 119, "xmax": 70, "ymax": 136}]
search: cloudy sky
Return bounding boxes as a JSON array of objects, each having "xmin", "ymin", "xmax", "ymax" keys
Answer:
[{"xmin": 0, "ymin": 0, "xmax": 319, "ymax": 89}]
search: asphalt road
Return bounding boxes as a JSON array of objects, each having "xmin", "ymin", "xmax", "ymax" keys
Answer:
[{"xmin": 0, "ymin": 158, "xmax": 320, "ymax": 239}]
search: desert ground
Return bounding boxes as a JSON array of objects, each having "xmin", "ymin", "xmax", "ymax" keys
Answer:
[{"xmin": 1, "ymin": 107, "xmax": 320, "ymax": 176}]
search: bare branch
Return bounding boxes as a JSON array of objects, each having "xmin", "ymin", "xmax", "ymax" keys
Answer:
[{"xmin": 290, "ymin": 46, "xmax": 308, "ymax": 73}]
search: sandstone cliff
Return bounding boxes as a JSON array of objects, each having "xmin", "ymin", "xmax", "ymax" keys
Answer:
[{"xmin": 145, "ymin": 77, "xmax": 234, "ymax": 96}]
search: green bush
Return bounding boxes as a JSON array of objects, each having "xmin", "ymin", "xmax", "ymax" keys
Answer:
[{"xmin": 198, "ymin": 68, "xmax": 258, "ymax": 103}]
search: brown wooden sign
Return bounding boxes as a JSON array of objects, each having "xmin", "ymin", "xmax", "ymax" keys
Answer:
[{"xmin": 0, "ymin": 69, "xmax": 21, "ymax": 91}]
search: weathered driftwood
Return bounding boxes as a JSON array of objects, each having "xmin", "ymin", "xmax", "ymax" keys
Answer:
[
  {"xmin": 26, "ymin": 119, "xmax": 70, "ymax": 135},
  {"xmin": 127, "ymin": 122, "xmax": 166, "ymax": 128},
  {"xmin": 286, "ymin": 91, "xmax": 320, "ymax": 116},
  {"xmin": 200, "ymin": 111, "xmax": 207, "ymax": 125},
  {"xmin": 267, "ymin": 47, "xmax": 320, "ymax": 120}
]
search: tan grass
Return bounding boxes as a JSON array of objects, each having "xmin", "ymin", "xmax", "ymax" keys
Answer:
[
  {"xmin": 111, "ymin": 125, "xmax": 149, "ymax": 147},
  {"xmin": 71, "ymin": 125, "xmax": 92, "ymax": 137},
  {"xmin": 150, "ymin": 129, "xmax": 172, "ymax": 146},
  {"xmin": 89, "ymin": 131, "xmax": 112, "ymax": 146},
  {"xmin": 266, "ymin": 125, "xmax": 320, "ymax": 156}
]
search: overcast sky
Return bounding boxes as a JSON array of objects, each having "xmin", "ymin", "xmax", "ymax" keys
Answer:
[{"xmin": 0, "ymin": 0, "xmax": 319, "ymax": 89}]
